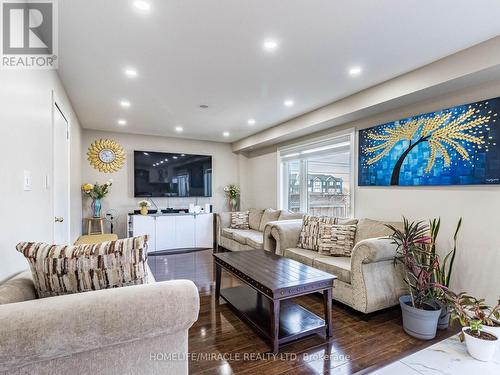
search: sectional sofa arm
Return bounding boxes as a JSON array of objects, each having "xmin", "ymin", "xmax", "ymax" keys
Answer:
[
  {"xmin": 269, "ymin": 220, "xmax": 303, "ymax": 256},
  {"xmin": 350, "ymin": 237, "xmax": 397, "ymax": 265},
  {"xmin": 0, "ymin": 280, "xmax": 200, "ymax": 372},
  {"xmin": 215, "ymin": 212, "xmax": 232, "ymax": 244},
  {"xmin": 263, "ymin": 219, "xmax": 302, "ymax": 253}
]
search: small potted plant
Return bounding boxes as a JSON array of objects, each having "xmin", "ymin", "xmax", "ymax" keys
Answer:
[
  {"xmin": 224, "ymin": 184, "xmax": 240, "ymax": 212},
  {"xmin": 387, "ymin": 218, "xmax": 442, "ymax": 340},
  {"xmin": 138, "ymin": 200, "xmax": 151, "ymax": 215},
  {"xmin": 446, "ymin": 292, "xmax": 500, "ymax": 360}
]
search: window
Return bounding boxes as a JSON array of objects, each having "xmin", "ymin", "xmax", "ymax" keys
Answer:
[{"xmin": 279, "ymin": 131, "xmax": 354, "ymax": 218}]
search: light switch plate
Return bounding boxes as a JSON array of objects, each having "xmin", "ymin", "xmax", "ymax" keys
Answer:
[{"xmin": 23, "ymin": 170, "xmax": 32, "ymax": 191}]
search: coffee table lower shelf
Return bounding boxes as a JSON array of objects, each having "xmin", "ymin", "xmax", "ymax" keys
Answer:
[{"xmin": 220, "ymin": 284, "xmax": 326, "ymax": 350}]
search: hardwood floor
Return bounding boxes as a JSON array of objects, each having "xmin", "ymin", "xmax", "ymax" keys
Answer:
[{"xmin": 148, "ymin": 249, "xmax": 456, "ymax": 375}]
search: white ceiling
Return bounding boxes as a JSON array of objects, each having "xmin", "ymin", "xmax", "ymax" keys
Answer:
[{"xmin": 58, "ymin": 0, "xmax": 500, "ymax": 143}]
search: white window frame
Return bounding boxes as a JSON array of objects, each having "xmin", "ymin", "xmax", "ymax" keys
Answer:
[{"xmin": 277, "ymin": 128, "xmax": 355, "ymax": 218}]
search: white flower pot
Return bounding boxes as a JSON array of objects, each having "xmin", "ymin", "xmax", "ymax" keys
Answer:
[
  {"xmin": 462, "ymin": 327, "xmax": 498, "ymax": 361},
  {"xmin": 482, "ymin": 324, "xmax": 500, "ymax": 350}
]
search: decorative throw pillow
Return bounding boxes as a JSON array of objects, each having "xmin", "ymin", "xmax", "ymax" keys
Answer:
[
  {"xmin": 298, "ymin": 215, "xmax": 358, "ymax": 251},
  {"xmin": 16, "ymin": 236, "xmax": 149, "ymax": 298},
  {"xmin": 318, "ymin": 224, "xmax": 357, "ymax": 256},
  {"xmin": 259, "ymin": 208, "xmax": 281, "ymax": 232},
  {"xmin": 230, "ymin": 211, "xmax": 250, "ymax": 229},
  {"xmin": 248, "ymin": 208, "xmax": 264, "ymax": 230}
]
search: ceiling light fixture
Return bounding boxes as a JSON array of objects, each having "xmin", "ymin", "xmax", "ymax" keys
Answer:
[
  {"xmin": 173, "ymin": 156, "xmax": 178, "ymax": 159},
  {"xmin": 120, "ymin": 100, "xmax": 131, "ymax": 108},
  {"xmin": 247, "ymin": 119, "xmax": 256, "ymax": 126},
  {"xmin": 348, "ymin": 66, "xmax": 362, "ymax": 76},
  {"xmin": 117, "ymin": 119, "xmax": 127, "ymax": 126},
  {"xmin": 223, "ymin": 131, "xmax": 230, "ymax": 137},
  {"xmin": 284, "ymin": 99, "xmax": 294, "ymax": 107},
  {"xmin": 124, "ymin": 67, "xmax": 138, "ymax": 78},
  {"xmin": 175, "ymin": 126, "xmax": 183, "ymax": 132},
  {"xmin": 133, "ymin": 0, "xmax": 151, "ymax": 12},
  {"xmin": 143, "ymin": 152, "xmax": 149, "ymax": 156},
  {"xmin": 263, "ymin": 39, "xmax": 278, "ymax": 52}
]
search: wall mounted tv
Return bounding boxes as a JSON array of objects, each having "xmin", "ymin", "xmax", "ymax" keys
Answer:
[{"xmin": 134, "ymin": 151, "xmax": 212, "ymax": 197}]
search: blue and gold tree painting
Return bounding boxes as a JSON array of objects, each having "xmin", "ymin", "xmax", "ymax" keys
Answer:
[{"xmin": 358, "ymin": 97, "xmax": 500, "ymax": 186}]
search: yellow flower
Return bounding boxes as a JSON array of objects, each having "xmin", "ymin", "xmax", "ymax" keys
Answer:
[{"xmin": 82, "ymin": 183, "xmax": 94, "ymax": 192}]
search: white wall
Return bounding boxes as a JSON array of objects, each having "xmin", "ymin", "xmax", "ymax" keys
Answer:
[
  {"xmin": 0, "ymin": 70, "xmax": 82, "ymax": 282},
  {"xmin": 82, "ymin": 130, "xmax": 241, "ymax": 238},
  {"xmin": 244, "ymin": 79, "xmax": 500, "ymax": 305}
]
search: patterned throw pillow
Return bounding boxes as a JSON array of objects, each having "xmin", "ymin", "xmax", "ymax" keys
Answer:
[
  {"xmin": 298, "ymin": 215, "xmax": 358, "ymax": 251},
  {"xmin": 318, "ymin": 224, "xmax": 357, "ymax": 256},
  {"xmin": 16, "ymin": 236, "xmax": 149, "ymax": 298},
  {"xmin": 230, "ymin": 211, "xmax": 250, "ymax": 229}
]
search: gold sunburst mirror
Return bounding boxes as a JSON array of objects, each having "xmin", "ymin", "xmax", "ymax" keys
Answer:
[{"xmin": 87, "ymin": 139, "xmax": 125, "ymax": 173}]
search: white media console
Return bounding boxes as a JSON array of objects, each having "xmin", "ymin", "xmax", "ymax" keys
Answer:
[{"xmin": 128, "ymin": 212, "xmax": 214, "ymax": 253}]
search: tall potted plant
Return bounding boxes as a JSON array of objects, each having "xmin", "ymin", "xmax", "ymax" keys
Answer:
[
  {"xmin": 387, "ymin": 218, "xmax": 442, "ymax": 340},
  {"xmin": 429, "ymin": 217, "xmax": 462, "ymax": 329}
]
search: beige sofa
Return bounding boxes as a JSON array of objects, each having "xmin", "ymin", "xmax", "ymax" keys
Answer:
[
  {"xmin": 0, "ymin": 269, "xmax": 200, "ymax": 375},
  {"xmin": 270, "ymin": 218, "xmax": 405, "ymax": 314},
  {"xmin": 216, "ymin": 208, "xmax": 303, "ymax": 252}
]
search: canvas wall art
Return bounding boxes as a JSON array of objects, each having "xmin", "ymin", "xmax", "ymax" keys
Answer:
[{"xmin": 358, "ymin": 97, "xmax": 500, "ymax": 186}]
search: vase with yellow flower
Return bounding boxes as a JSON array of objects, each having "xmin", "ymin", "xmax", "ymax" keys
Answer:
[
  {"xmin": 82, "ymin": 180, "xmax": 113, "ymax": 218},
  {"xmin": 138, "ymin": 200, "xmax": 151, "ymax": 215}
]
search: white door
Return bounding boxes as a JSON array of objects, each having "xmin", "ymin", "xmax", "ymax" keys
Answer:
[
  {"xmin": 195, "ymin": 214, "xmax": 213, "ymax": 248},
  {"xmin": 53, "ymin": 102, "xmax": 70, "ymax": 244}
]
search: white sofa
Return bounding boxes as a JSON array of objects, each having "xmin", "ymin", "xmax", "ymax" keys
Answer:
[
  {"xmin": 0, "ymin": 269, "xmax": 200, "ymax": 375},
  {"xmin": 269, "ymin": 218, "xmax": 406, "ymax": 314},
  {"xmin": 216, "ymin": 208, "xmax": 303, "ymax": 252}
]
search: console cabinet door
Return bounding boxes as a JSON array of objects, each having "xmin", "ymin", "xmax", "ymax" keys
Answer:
[
  {"xmin": 195, "ymin": 214, "xmax": 213, "ymax": 248},
  {"xmin": 155, "ymin": 216, "xmax": 176, "ymax": 251},
  {"xmin": 132, "ymin": 215, "xmax": 156, "ymax": 252},
  {"xmin": 175, "ymin": 216, "xmax": 195, "ymax": 248}
]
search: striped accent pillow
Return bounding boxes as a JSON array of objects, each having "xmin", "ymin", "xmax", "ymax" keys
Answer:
[
  {"xmin": 16, "ymin": 236, "xmax": 149, "ymax": 298},
  {"xmin": 230, "ymin": 211, "xmax": 250, "ymax": 229},
  {"xmin": 318, "ymin": 224, "xmax": 357, "ymax": 256},
  {"xmin": 298, "ymin": 215, "xmax": 339, "ymax": 251}
]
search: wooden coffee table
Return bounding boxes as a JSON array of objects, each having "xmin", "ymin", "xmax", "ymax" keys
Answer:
[{"xmin": 213, "ymin": 250, "xmax": 336, "ymax": 354}]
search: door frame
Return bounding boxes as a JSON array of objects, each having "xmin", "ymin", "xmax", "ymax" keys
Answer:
[{"xmin": 52, "ymin": 91, "xmax": 71, "ymax": 244}]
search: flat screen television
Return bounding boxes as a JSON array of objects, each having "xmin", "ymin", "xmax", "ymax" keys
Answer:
[{"xmin": 134, "ymin": 151, "xmax": 212, "ymax": 197}]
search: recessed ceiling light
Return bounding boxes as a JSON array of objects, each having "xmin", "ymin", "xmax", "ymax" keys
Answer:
[
  {"xmin": 348, "ymin": 66, "xmax": 362, "ymax": 76},
  {"xmin": 284, "ymin": 99, "xmax": 294, "ymax": 107},
  {"xmin": 247, "ymin": 119, "xmax": 256, "ymax": 126},
  {"xmin": 223, "ymin": 131, "xmax": 230, "ymax": 137},
  {"xmin": 120, "ymin": 100, "xmax": 131, "ymax": 108},
  {"xmin": 117, "ymin": 119, "xmax": 127, "ymax": 126},
  {"xmin": 164, "ymin": 158, "xmax": 168, "ymax": 162},
  {"xmin": 143, "ymin": 152, "xmax": 149, "ymax": 156},
  {"xmin": 175, "ymin": 126, "xmax": 183, "ymax": 132},
  {"xmin": 133, "ymin": 0, "xmax": 151, "ymax": 12},
  {"xmin": 173, "ymin": 156, "xmax": 178, "ymax": 159},
  {"xmin": 124, "ymin": 67, "xmax": 138, "ymax": 78},
  {"xmin": 160, "ymin": 161, "xmax": 164, "ymax": 164},
  {"xmin": 263, "ymin": 39, "xmax": 278, "ymax": 52},
  {"xmin": 181, "ymin": 154, "xmax": 185, "ymax": 157}
]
